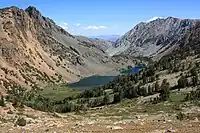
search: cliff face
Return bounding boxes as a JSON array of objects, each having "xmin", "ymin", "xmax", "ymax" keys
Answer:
[
  {"xmin": 107, "ymin": 17, "xmax": 198, "ymax": 59},
  {"xmin": 0, "ymin": 6, "xmax": 133, "ymax": 93}
]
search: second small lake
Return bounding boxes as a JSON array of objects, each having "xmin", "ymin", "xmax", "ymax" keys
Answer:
[{"xmin": 120, "ymin": 65, "xmax": 145, "ymax": 75}]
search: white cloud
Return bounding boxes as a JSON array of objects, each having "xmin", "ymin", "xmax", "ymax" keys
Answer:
[
  {"xmin": 99, "ymin": 26, "xmax": 107, "ymax": 29},
  {"xmin": 75, "ymin": 23, "xmax": 80, "ymax": 27},
  {"xmin": 82, "ymin": 25, "xmax": 107, "ymax": 30},
  {"xmin": 146, "ymin": 17, "xmax": 164, "ymax": 22},
  {"xmin": 63, "ymin": 22, "xmax": 68, "ymax": 26}
]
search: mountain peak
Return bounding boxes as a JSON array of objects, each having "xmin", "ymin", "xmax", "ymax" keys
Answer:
[
  {"xmin": 1, "ymin": 6, "xmax": 20, "ymax": 12},
  {"xmin": 9, "ymin": 6, "xmax": 19, "ymax": 10},
  {"xmin": 25, "ymin": 6, "xmax": 42, "ymax": 19},
  {"xmin": 165, "ymin": 16, "xmax": 180, "ymax": 21},
  {"xmin": 26, "ymin": 6, "xmax": 37, "ymax": 10}
]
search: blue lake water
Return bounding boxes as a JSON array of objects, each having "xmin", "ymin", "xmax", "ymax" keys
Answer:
[
  {"xmin": 121, "ymin": 65, "xmax": 145, "ymax": 75},
  {"xmin": 68, "ymin": 65, "xmax": 145, "ymax": 89},
  {"xmin": 68, "ymin": 75, "xmax": 116, "ymax": 89}
]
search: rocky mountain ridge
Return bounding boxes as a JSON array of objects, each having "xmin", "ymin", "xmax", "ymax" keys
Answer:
[{"xmin": 107, "ymin": 17, "xmax": 199, "ymax": 60}]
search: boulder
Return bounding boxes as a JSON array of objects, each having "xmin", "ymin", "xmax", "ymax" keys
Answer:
[{"xmin": 15, "ymin": 117, "xmax": 26, "ymax": 126}]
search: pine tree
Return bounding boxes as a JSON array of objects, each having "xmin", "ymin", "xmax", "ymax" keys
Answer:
[
  {"xmin": 0, "ymin": 94, "xmax": 5, "ymax": 107},
  {"xmin": 148, "ymin": 85, "xmax": 153, "ymax": 95},
  {"xmin": 103, "ymin": 93, "xmax": 109, "ymax": 105},
  {"xmin": 192, "ymin": 74, "xmax": 198, "ymax": 86},
  {"xmin": 155, "ymin": 81, "xmax": 160, "ymax": 92},
  {"xmin": 190, "ymin": 67, "xmax": 197, "ymax": 76},
  {"xmin": 160, "ymin": 79, "xmax": 170, "ymax": 101},
  {"xmin": 113, "ymin": 93, "xmax": 121, "ymax": 103},
  {"xmin": 178, "ymin": 76, "xmax": 188, "ymax": 89}
]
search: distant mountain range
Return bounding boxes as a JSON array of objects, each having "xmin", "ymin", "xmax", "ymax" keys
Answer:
[{"xmin": 89, "ymin": 35, "xmax": 121, "ymax": 42}]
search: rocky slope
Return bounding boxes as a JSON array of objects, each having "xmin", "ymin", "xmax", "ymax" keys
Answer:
[
  {"xmin": 0, "ymin": 6, "xmax": 134, "ymax": 93},
  {"xmin": 107, "ymin": 17, "xmax": 199, "ymax": 60},
  {"xmin": 75, "ymin": 35, "xmax": 113, "ymax": 51}
]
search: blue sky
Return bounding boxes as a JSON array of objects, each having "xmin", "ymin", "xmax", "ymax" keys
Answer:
[{"xmin": 1, "ymin": 0, "xmax": 200, "ymax": 36}]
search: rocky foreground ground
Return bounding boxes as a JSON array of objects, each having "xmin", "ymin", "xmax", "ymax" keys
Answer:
[{"xmin": 1, "ymin": 94, "xmax": 200, "ymax": 133}]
